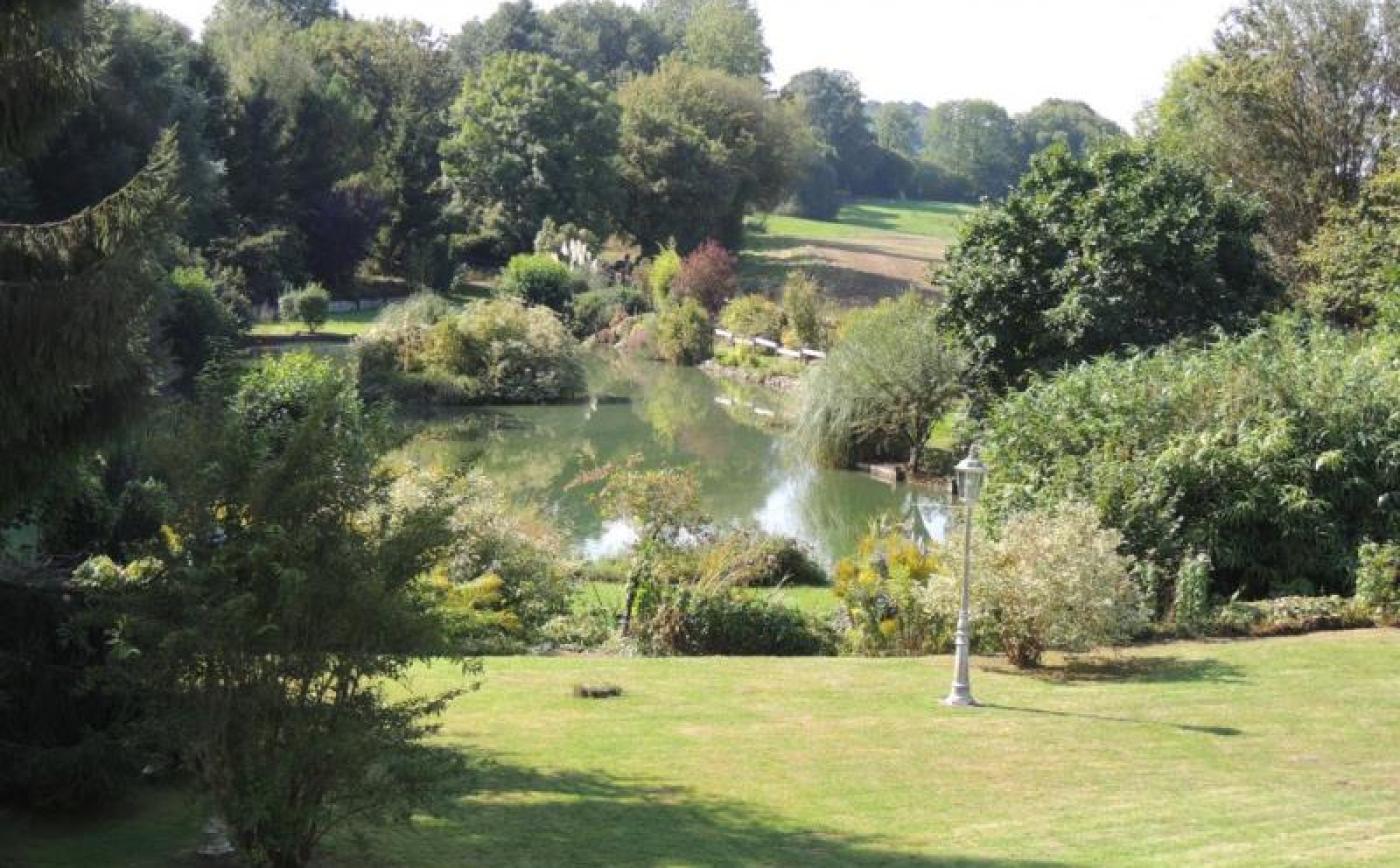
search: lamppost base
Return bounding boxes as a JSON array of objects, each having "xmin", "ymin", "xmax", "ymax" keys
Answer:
[{"xmin": 942, "ymin": 692, "xmax": 979, "ymax": 708}]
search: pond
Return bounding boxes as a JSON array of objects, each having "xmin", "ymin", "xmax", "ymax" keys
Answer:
[{"xmin": 398, "ymin": 353, "xmax": 952, "ymax": 565}]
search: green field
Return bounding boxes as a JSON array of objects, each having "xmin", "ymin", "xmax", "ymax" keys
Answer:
[
  {"xmin": 248, "ymin": 307, "xmax": 380, "ymax": 337},
  {"xmin": 743, "ymin": 198, "xmax": 973, "ymax": 303},
  {"xmin": 7, "ymin": 630, "xmax": 1398, "ymax": 866}
]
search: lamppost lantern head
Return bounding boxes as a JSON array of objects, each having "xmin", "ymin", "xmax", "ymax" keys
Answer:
[{"xmin": 955, "ymin": 445, "xmax": 987, "ymax": 505}]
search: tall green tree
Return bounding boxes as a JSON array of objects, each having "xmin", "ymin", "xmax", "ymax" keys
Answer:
[
  {"xmin": 1015, "ymin": 98, "xmax": 1123, "ymax": 161},
  {"xmin": 0, "ymin": 0, "xmax": 102, "ymax": 160},
  {"xmin": 782, "ymin": 68, "xmax": 876, "ymax": 191},
  {"xmin": 1, "ymin": 0, "xmax": 185, "ymax": 519},
  {"xmin": 449, "ymin": 0, "xmax": 549, "ymax": 73},
  {"xmin": 544, "ymin": 0, "xmax": 671, "ymax": 84},
  {"xmin": 16, "ymin": 4, "xmax": 226, "ymax": 242},
  {"xmin": 923, "ymin": 99, "xmax": 1023, "ymax": 199},
  {"xmin": 1, "ymin": 131, "xmax": 184, "ymax": 521},
  {"xmin": 1144, "ymin": 0, "xmax": 1400, "ymax": 256},
  {"xmin": 873, "ymin": 103, "xmax": 921, "ymax": 157},
  {"xmin": 441, "ymin": 51, "xmax": 620, "ymax": 257},
  {"xmin": 618, "ymin": 59, "xmax": 801, "ymax": 251},
  {"xmin": 679, "ymin": 0, "xmax": 770, "ymax": 78},
  {"xmin": 1299, "ymin": 157, "xmax": 1400, "ymax": 327},
  {"xmin": 939, "ymin": 142, "xmax": 1281, "ymax": 394}
]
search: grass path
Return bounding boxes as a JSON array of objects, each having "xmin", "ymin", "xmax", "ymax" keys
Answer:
[{"xmin": 6, "ymin": 630, "xmax": 1398, "ymax": 866}]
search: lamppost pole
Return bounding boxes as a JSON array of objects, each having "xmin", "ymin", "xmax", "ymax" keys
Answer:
[{"xmin": 944, "ymin": 445, "xmax": 986, "ymax": 708}]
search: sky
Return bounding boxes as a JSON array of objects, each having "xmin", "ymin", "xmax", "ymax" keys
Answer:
[{"xmin": 128, "ymin": 0, "xmax": 1239, "ymax": 130}]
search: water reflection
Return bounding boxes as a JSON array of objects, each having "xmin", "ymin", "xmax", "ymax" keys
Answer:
[{"xmin": 398, "ymin": 352, "xmax": 949, "ymax": 565}]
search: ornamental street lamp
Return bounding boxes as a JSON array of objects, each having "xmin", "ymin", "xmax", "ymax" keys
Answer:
[{"xmin": 945, "ymin": 445, "xmax": 987, "ymax": 708}]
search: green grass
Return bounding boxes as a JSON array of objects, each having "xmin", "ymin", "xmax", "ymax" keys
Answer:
[
  {"xmin": 10, "ymin": 630, "xmax": 1398, "ymax": 866},
  {"xmin": 757, "ymin": 199, "xmax": 973, "ymax": 245},
  {"xmin": 742, "ymin": 199, "xmax": 972, "ymax": 302},
  {"xmin": 249, "ymin": 307, "xmax": 381, "ymax": 337}
]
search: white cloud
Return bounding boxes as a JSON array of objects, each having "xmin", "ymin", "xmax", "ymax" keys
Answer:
[{"xmin": 130, "ymin": 0, "xmax": 1236, "ymax": 128}]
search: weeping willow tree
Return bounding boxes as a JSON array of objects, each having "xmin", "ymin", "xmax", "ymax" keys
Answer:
[
  {"xmin": 792, "ymin": 293, "xmax": 966, "ymax": 472},
  {"xmin": 0, "ymin": 0, "xmax": 184, "ymax": 521}
]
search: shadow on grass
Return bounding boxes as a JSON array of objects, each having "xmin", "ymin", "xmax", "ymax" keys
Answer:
[
  {"xmin": 359, "ymin": 754, "xmax": 1068, "ymax": 868},
  {"xmin": 981, "ymin": 704, "xmax": 1242, "ymax": 738},
  {"xmin": 985, "ymin": 655, "xmax": 1246, "ymax": 686},
  {"xmin": 838, "ymin": 200, "xmax": 972, "ymax": 234}
]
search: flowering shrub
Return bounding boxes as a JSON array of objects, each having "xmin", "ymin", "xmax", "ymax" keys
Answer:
[
  {"xmin": 924, "ymin": 502, "xmax": 1145, "ymax": 667},
  {"xmin": 672, "ymin": 240, "xmax": 738, "ymax": 314},
  {"xmin": 834, "ymin": 527, "xmax": 949, "ymax": 655}
]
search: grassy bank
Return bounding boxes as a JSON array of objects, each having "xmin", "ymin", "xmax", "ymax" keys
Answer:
[{"xmin": 6, "ymin": 630, "xmax": 1398, "ymax": 866}]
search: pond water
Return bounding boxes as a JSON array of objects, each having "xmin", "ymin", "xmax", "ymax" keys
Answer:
[{"xmin": 399, "ymin": 353, "xmax": 951, "ymax": 565}]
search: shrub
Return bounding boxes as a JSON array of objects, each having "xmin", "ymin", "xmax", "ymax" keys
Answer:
[
  {"xmin": 939, "ymin": 141, "xmax": 1280, "ymax": 394},
  {"xmin": 718, "ymin": 294, "xmax": 784, "ymax": 340},
  {"xmin": 781, "ymin": 271, "xmax": 829, "ymax": 349},
  {"xmin": 982, "ymin": 320, "xmax": 1400, "ymax": 599},
  {"xmin": 1356, "ymin": 541, "xmax": 1399, "ymax": 615},
  {"xmin": 498, "ymin": 253, "xmax": 579, "ymax": 312},
  {"xmin": 278, "ymin": 281, "xmax": 331, "ymax": 333},
  {"xmin": 162, "ymin": 265, "xmax": 241, "ymax": 388},
  {"xmin": 358, "ymin": 296, "xmax": 585, "ymax": 404},
  {"xmin": 570, "ymin": 284, "xmax": 649, "ymax": 338},
  {"xmin": 699, "ymin": 528, "xmax": 827, "ymax": 587},
  {"xmin": 654, "ymin": 298, "xmax": 713, "ymax": 365},
  {"xmin": 1212, "ymin": 596, "xmax": 1373, "ymax": 638},
  {"xmin": 834, "ymin": 526, "xmax": 950, "ymax": 655},
  {"xmin": 648, "ymin": 245, "xmax": 683, "ymax": 305},
  {"xmin": 392, "ymin": 471, "xmax": 574, "ymax": 650},
  {"xmin": 924, "ymin": 502, "xmax": 1145, "ymax": 668},
  {"xmin": 78, "ymin": 353, "xmax": 473, "ymax": 868},
  {"xmin": 640, "ymin": 588, "xmax": 836, "ymax": 656},
  {"xmin": 1173, "ymin": 551, "xmax": 1212, "ymax": 631},
  {"xmin": 781, "ymin": 156, "xmax": 841, "ymax": 220},
  {"xmin": 794, "ymin": 294, "xmax": 965, "ymax": 470},
  {"xmin": 672, "ymin": 240, "xmax": 738, "ymax": 315}
]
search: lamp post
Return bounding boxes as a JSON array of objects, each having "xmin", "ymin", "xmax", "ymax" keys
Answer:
[{"xmin": 944, "ymin": 445, "xmax": 987, "ymax": 708}]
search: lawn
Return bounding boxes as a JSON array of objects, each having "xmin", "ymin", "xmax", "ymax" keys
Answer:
[
  {"xmin": 743, "ymin": 198, "xmax": 973, "ymax": 304},
  {"xmin": 6, "ymin": 630, "xmax": 1398, "ymax": 866},
  {"xmin": 248, "ymin": 307, "xmax": 381, "ymax": 338}
]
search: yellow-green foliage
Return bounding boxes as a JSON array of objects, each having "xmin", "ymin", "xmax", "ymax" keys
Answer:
[
  {"xmin": 834, "ymin": 527, "xmax": 948, "ymax": 654},
  {"xmin": 648, "ymin": 245, "xmax": 683, "ymax": 306},
  {"xmin": 654, "ymin": 298, "xmax": 713, "ymax": 365},
  {"xmin": 780, "ymin": 271, "xmax": 829, "ymax": 349},
  {"xmin": 719, "ymin": 293, "xmax": 784, "ymax": 339}
]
